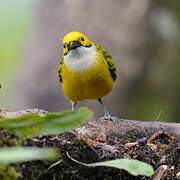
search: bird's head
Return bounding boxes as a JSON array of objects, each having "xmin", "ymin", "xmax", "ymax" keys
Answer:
[{"xmin": 63, "ymin": 31, "xmax": 92, "ymax": 56}]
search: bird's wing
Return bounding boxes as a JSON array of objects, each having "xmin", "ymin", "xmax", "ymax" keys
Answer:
[
  {"xmin": 95, "ymin": 43, "xmax": 117, "ymax": 81},
  {"xmin": 58, "ymin": 58, "xmax": 64, "ymax": 83}
]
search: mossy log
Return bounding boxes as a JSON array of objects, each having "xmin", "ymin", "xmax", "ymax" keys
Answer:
[{"xmin": 0, "ymin": 109, "xmax": 180, "ymax": 180}]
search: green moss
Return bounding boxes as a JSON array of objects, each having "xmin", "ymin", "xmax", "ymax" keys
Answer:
[{"xmin": 156, "ymin": 144, "xmax": 169, "ymax": 157}]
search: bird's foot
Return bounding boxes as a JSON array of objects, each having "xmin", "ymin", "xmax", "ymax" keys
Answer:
[{"xmin": 100, "ymin": 115, "xmax": 117, "ymax": 122}]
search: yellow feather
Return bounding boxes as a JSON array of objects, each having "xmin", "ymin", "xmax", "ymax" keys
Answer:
[{"xmin": 61, "ymin": 56, "xmax": 114, "ymax": 102}]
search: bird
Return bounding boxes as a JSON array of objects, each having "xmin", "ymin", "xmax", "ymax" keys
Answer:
[{"xmin": 58, "ymin": 31, "xmax": 117, "ymax": 120}]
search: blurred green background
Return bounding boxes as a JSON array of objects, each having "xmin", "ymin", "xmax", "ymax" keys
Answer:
[
  {"xmin": 0, "ymin": 0, "xmax": 33, "ymax": 106},
  {"xmin": 0, "ymin": 0, "xmax": 180, "ymax": 122}
]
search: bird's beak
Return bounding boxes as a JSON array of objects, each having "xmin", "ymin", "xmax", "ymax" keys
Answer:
[{"xmin": 68, "ymin": 41, "xmax": 81, "ymax": 51}]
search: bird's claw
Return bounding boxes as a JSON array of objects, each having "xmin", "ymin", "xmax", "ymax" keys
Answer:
[{"xmin": 100, "ymin": 115, "xmax": 117, "ymax": 122}]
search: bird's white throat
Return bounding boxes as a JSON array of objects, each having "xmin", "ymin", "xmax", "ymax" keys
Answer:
[{"xmin": 64, "ymin": 45, "xmax": 96, "ymax": 72}]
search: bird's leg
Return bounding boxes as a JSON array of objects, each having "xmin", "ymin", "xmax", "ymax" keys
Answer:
[
  {"xmin": 97, "ymin": 98, "xmax": 116, "ymax": 121},
  {"xmin": 98, "ymin": 98, "xmax": 111, "ymax": 117},
  {"xmin": 71, "ymin": 101, "xmax": 77, "ymax": 111}
]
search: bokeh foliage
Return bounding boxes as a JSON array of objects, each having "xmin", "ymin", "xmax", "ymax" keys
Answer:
[
  {"xmin": 126, "ymin": 0, "xmax": 180, "ymax": 122},
  {"xmin": 0, "ymin": 0, "xmax": 33, "ymax": 105}
]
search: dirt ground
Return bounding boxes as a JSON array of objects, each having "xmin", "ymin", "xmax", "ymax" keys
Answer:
[{"xmin": 11, "ymin": 119, "xmax": 180, "ymax": 180}]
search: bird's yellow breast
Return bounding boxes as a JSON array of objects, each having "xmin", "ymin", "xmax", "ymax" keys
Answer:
[{"xmin": 61, "ymin": 58, "xmax": 114, "ymax": 102}]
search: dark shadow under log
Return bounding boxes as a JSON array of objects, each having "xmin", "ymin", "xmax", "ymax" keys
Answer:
[{"xmin": 0, "ymin": 109, "xmax": 180, "ymax": 179}]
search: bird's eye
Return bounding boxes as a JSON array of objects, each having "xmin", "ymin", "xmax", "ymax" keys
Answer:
[
  {"xmin": 63, "ymin": 44, "xmax": 66, "ymax": 48},
  {"xmin": 81, "ymin": 37, "xmax": 84, "ymax": 41}
]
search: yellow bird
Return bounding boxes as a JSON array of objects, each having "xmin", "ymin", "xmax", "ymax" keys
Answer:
[{"xmin": 58, "ymin": 31, "xmax": 117, "ymax": 119}]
